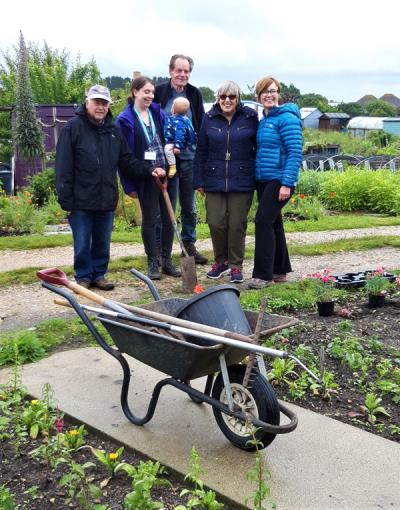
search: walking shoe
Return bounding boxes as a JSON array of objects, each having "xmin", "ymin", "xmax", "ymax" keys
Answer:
[
  {"xmin": 161, "ymin": 258, "xmax": 181, "ymax": 277},
  {"xmin": 230, "ymin": 268, "xmax": 244, "ymax": 283},
  {"xmin": 183, "ymin": 242, "xmax": 208, "ymax": 265},
  {"xmin": 206, "ymin": 262, "xmax": 230, "ymax": 279},
  {"xmin": 148, "ymin": 257, "xmax": 161, "ymax": 280},
  {"xmin": 248, "ymin": 278, "xmax": 274, "ymax": 289},
  {"xmin": 91, "ymin": 278, "xmax": 115, "ymax": 291},
  {"xmin": 273, "ymin": 274, "xmax": 288, "ymax": 283},
  {"xmin": 77, "ymin": 279, "xmax": 91, "ymax": 289}
]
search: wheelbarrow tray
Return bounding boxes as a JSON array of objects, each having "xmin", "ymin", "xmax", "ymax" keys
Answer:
[{"xmin": 99, "ymin": 297, "xmax": 297, "ymax": 381}]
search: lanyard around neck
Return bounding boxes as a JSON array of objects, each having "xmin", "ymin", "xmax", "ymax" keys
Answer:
[{"xmin": 134, "ymin": 106, "xmax": 156, "ymax": 145}]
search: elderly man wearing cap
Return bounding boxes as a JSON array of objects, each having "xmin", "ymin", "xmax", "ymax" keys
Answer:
[{"xmin": 56, "ymin": 84, "xmax": 165, "ymax": 290}]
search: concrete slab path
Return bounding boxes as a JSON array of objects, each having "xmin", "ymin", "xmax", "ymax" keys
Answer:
[{"xmin": 4, "ymin": 347, "xmax": 399, "ymax": 510}]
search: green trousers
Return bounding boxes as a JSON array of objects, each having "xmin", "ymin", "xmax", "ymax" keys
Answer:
[{"xmin": 205, "ymin": 191, "xmax": 253, "ymax": 269}]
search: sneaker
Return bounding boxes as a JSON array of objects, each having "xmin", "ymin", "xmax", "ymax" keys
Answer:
[
  {"xmin": 148, "ymin": 257, "xmax": 161, "ymax": 280},
  {"xmin": 161, "ymin": 258, "xmax": 181, "ymax": 277},
  {"xmin": 77, "ymin": 279, "xmax": 91, "ymax": 289},
  {"xmin": 206, "ymin": 262, "xmax": 230, "ymax": 279},
  {"xmin": 91, "ymin": 278, "xmax": 115, "ymax": 291},
  {"xmin": 230, "ymin": 268, "xmax": 244, "ymax": 283},
  {"xmin": 183, "ymin": 242, "xmax": 208, "ymax": 265},
  {"xmin": 273, "ymin": 274, "xmax": 287, "ymax": 283},
  {"xmin": 248, "ymin": 278, "xmax": 274, "ymax": 289}
]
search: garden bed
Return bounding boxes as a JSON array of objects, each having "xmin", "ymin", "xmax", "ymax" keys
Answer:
[{"xmin": 266, "ymin": 297, "xmax": 400, "ymax": 442}]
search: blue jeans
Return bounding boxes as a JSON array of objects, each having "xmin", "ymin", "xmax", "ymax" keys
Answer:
[
  {"xmin": 177, "ymin": 158, "xmax": 197, "ymax": 244},
  {"xmin": 68, "ymin": 210, "xmax": 114, "ymax": 282}
]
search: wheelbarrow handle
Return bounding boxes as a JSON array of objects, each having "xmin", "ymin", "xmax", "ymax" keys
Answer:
[{"xmin": 37, "ymin": 268, "xmax": 106, "ymax": 306}]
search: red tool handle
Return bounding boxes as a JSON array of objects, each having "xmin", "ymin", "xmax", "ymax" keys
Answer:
[
  {"xmin": 37, "ymin": 267, "xmax": 70, "ymax": 286},
  {"xmin": 154, "ymin": 175, "xmax": 168, "ymax": 191}
]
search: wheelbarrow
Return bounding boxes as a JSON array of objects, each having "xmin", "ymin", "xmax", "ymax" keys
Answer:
[{"xmin": 38, "ymin": 268, "xmax": 317, "ymax": 451}]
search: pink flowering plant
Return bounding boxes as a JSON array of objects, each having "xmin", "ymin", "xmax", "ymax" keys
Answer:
[
  {"xmin": 364, "ymin": 267, "xmax": 390, "ymax": 296},
  {"xmin": 303, "ymin": 268, "xmax": 336, "ymax": 303}
]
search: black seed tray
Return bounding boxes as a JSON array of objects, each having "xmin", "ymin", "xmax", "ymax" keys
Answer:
[{"xmin": 332, "ymin": 270, "xmax": 396, "ymax": 288}]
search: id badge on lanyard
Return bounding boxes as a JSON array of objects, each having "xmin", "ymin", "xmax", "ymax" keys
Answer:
[{"xmin": 144, "ymin": 151, "xmax": 157, "ymax": 161}]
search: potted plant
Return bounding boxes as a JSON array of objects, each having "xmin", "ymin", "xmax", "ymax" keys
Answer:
[
  {"xmin": 364, "ymin": 267, "xmax": 390, "ymax": 308},
  {"xmin": 304, "ymin": 268, "xmax": 336, "ymax": 316}
]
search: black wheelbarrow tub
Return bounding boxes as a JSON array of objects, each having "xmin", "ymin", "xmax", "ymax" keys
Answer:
[{"xmin": 98, "ymin": 298, "xmax": 297, "ymax": 381}]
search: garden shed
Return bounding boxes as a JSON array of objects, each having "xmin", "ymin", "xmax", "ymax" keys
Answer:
[
  {"xmin": 346, "ymin": 117, "xmax": 384, "ymax": 137},
  {"xmin": 319, "ymin": 112, "xmax": 350, "ymax": 131},
  {"xmin": 300, "ymin": 108, "xmax": 322, "ymax": 129},
  {"xmin": 382, "ymin": 118, "xmax": 400, "ymax": 137},
  {"xmin": 12, "ymin": 104, "xmax": 76, "ymax": 189}
]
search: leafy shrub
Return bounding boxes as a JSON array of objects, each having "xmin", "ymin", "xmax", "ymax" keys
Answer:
[
  {"xmin": 320, "ymin": 168, "xmax": 400, "ymax": 215},
  {"xmin": 297, "ymin": 170, "xmax": 328, "ymax": 196},
  {"xmin": 26, "ymin": 167, "xmax": 56, "ymax": 206},
  {"xmin": 285, "ymin": 194, "xmax": 326, "ymax": 221},
  {"xmin": 0, "ymin": 331, "xmax": 47, "ymax": 366}
]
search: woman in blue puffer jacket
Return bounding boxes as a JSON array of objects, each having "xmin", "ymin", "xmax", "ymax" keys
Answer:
[
  {"xmin": 249, "ymin": 76, "xmax": 303, "ymax": 289},
  {"xmin": 193, "ymin": 80, "xmax": 258, "ymax": 283}
]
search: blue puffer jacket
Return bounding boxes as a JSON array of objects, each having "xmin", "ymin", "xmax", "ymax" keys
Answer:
[
  {"xmin": 255, "ymin": 103, "xmax": 302, "ymax": 187},
  {"xmin": 193, "ymin": 103, "xmax": 258, "ymax": 192}
]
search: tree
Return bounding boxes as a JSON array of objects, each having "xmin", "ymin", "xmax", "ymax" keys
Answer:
[
  {"xmin": 12, "ymin": 32, "xmax": 44, "ymax": 160},
  {"xmin": 198, "ymin": 86, "xmax": 214, "ymax": 102},
  {"xmin": 337, "ymin": 102, "xmax": 366, "ymax": 118},
  {"xmin": 105, "ymin": 76, "xmax": 130, "ymax": 90},
  {"xmin": 365, "ymin": 99, "xmax": 397, "ymax": 117},
  {"xmin": 241, "ymin": 83, "xmax": 256, "ymax": 101},
  {"xmin": 152, "ymin": 76, "xmax": 169, "ymax": 86},
  {"xmin": 280, "ymin": 82, "xmax": 301, "ymax": 104},
  {"xmin": 298, "ymin": 93, "xmax": 330, "ymax": 111}
]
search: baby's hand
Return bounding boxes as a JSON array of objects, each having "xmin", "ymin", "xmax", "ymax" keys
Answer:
[{"xmin": 173, "ymin": 147, "xmax": 181, "ymax": 155}]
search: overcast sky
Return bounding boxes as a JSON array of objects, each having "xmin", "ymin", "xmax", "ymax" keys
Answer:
[{"xmin": 1, "ymin": 0, "xmax": 399, "ymax": 103}]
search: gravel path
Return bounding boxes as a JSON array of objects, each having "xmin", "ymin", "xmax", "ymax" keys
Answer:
[
  {"xmin": 0, "ymin": 226, "xmax": 399, "ymax": 331},
  {"xmin": 2, "ymin": 225, "xmax": 400, "ymax": 272}
]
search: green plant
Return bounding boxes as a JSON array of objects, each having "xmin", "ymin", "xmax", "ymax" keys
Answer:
[
  {"xmin": 0, "ymin": 484, "xmax": 16, "ymax": 510},
  {"xmin": 303, "ymin": 267, "xmax": 337, "ymax": 303},
  {"xmin": 245, "ymin": 427, "xmax": 275, "ymax": 510},
  {"xmin": 364, "ymin": 267, "xmax": 391, "ymax": 296},
  {"xmin": 175, "ymin": 447, "xmax": 224, "ymax": 510},
  {"xmin": 285, "ymin": 194, "xmax": 326, "ymax": 221},
  {"xmin": 58, "ymin": 460, "xmax": 102, "ymax": 510},
  {"xmin": 26, "ymin": 167, "xmax": 56, "ymax": 206},
  {"xmin": 60, "ymin": 424, "xmax": 88, "ymax": 451},
  {"xmin": 360, "ymin": 393, "xmax": 390, "ymax": 424},
  {"xmin": 267, "ymin": 358, "xmax": 297, "ymax": 386},
  {"xmin": 22, "ymin": 398, "xmax": 52, "ymax": 439},
  {"xmin": 0, "ymin": 330, "xmax": 47, "ymax": 366},
  {"xmin": 91, "ymin": 445, "xmax": 124, "ymax": 479},
  {"xmin": 116, "ymin": 460, "xmax": 170, "ymax": 510}
]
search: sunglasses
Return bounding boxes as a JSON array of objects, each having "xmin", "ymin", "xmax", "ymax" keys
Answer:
[{"xmin": 219, "ymin": 94, "xmax": 237, "ymax": 101}]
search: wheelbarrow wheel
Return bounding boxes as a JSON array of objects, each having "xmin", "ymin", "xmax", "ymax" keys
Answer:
[{"xmin": 211, "ymin": 364, "xmax": 280, "ymax": 451}]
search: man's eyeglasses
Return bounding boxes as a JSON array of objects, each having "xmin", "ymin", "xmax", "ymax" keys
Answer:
[
  {"xmin": 219, "ymin": 94, "xmax": 237, "ymax": 101},
  {"xmin": 261, "ymin": 89, "xmax": 278, "ymax": 96}
]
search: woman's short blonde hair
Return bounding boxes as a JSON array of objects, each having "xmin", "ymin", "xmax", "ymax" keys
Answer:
[
  {"xmin": 215, "ymin": 80, "xmax": 241, "ymax": 102},
  {"xmin": 255, "ymin": 76, "xmax": 281, "ymax": 101}
]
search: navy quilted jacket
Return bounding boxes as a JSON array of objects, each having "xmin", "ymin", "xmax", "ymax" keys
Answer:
[
  {"xmin": 193, "ymin": 103, "xmax": 258, "ymax": 192},
  {"xmin": 255, "ymin": 103, "xmax": 302, "ymax": 187}
]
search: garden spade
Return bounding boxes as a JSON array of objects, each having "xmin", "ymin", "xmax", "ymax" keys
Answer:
[{"xmin": 154, "ymin": 176, "xmax": 197, "ymax": 293}]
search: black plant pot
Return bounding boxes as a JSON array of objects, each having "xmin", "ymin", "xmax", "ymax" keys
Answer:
[
  {"xmin": 368, "ymin": 293, "xmax": 385, "ymax": 308},
  {"xmin": 317, "ymin": 301, "xmax": 335, "ymax": 317}
]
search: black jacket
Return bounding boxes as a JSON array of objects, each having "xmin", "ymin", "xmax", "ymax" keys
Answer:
[
  {"xmin": 193, "ymin": 103, "xmax": 258, "ymax": 192},
  {"xmin": 55, "ymin": 105, "xmax": 152, "ymax": 211},
  {"xmin": 154, "ymin": 80, "xmax": 205, "ymax": 133}
]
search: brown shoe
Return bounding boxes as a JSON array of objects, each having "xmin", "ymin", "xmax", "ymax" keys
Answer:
[
  {"xmin": 273, "ymin": 274, "xmax": 287, "ymax": 283},
  {"xmin": 91, "ymin": 278, "xmax": 115, "ymax": 291},
  {"xmin": 77, "ymin": 279, "xmax": 91, "ymax": 289}
]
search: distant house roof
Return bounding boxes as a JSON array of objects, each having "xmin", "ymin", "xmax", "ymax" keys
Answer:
[
  {"xmin": 300, "ymin": 107, "xmax": 322, "ymax": 120},
  {"xmin": 347, "ymin": 117, "xmax": 385, "ymax": 130},
  {"xmin": 357, "ymin": 94, "xmax": 377, "ymax": 106},
  {"xmin": 320, "ymin": 112, "xmax": 350, "ymax": 119},
  {"xmin": 379, "ymin": 93, "xmax": 400, "ymax": 107}
]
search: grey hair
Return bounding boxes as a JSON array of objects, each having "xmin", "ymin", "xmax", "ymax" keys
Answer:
[{"xmin": 215, "ymin": 80, "xmax": 241, "ymax": 102}]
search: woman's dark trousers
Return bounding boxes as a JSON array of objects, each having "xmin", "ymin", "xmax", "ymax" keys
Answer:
[{"xmin": 252, "ymin": 180, "xmax": 292, "ymax": 281}]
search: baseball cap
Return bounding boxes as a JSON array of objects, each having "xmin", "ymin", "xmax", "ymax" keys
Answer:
[{"xmin": 86, "ymin": 84, "xmax": 112, "ymax": 103}]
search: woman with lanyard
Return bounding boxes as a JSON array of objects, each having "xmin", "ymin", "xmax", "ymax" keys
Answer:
[{"xmin": 116, "ymin": 76, "xmax": 180, "ymax": 280}]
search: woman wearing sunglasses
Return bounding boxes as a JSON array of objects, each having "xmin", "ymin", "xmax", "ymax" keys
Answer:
[
  {"xmin": 193, "ymin": 80, "xmax": 258, "ymax": 283},
  {"xmin": 248, "ymin": 76, "xmax": 302, "ymax": 289}
]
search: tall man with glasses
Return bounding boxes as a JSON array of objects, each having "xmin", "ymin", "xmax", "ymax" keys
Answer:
[{"xmin": 154, "ymin": 54, "xmax": 208, "ymax": 265}]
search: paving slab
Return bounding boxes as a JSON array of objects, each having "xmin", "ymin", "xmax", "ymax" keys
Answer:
[{"xmin": 3, "ymin": 347, "xmax": 400, "ymax": 510}]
